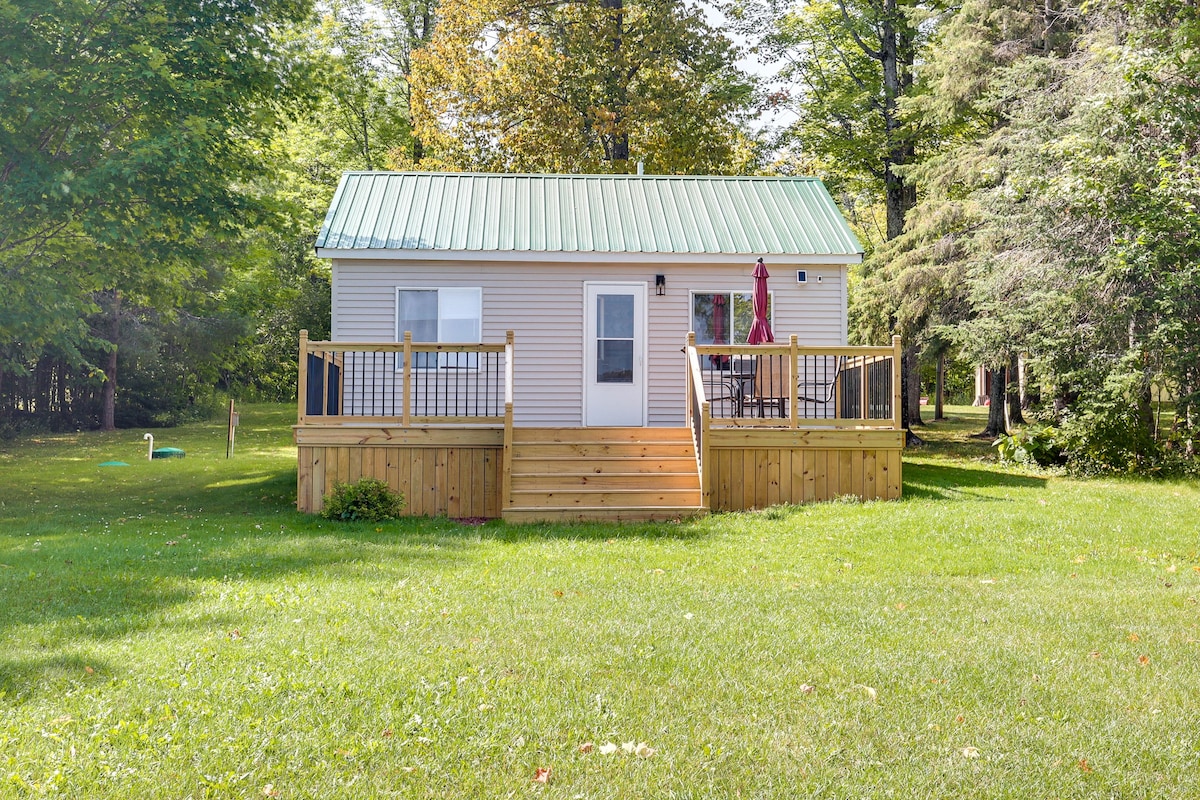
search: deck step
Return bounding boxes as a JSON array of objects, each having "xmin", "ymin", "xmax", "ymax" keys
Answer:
[
  {"xmin": 510, "ymin": 442, "xmax": 696, "ymax": 458},
  {"xmin": 501, "ymin": 506, "xmax": 707, "ymax": 524},
  {"xmin": 504, "ymin": 427, "xmax": 703, "ymax": 521},
  {"xmin": 508, "ymin": 488, "xmax": 701, "ymax": 508},
  {"xmin": 513, "ymin": 427, "xmax": 693, "ymax": 443},
  {"xmin": 511, "ymin": 457, "xmax": 698, "ymax": 475},
  {"xmin": 511, "ymin": 472, "xmax": 699, "ymax": 491}
]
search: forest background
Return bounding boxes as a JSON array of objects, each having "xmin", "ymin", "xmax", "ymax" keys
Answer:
[{"xmin": 1, "ymin": 0, "xmax": 1197, "ymax": 475}]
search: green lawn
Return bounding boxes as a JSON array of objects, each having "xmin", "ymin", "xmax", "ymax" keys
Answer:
[{"xmin": 2, "ymin": 405, "xmax": 1198, "ymax": 798}]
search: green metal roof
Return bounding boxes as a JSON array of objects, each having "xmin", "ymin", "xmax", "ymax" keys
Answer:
[{"xmin": 315, "ymin": 172, "xmax": 863, "ymax": 257}]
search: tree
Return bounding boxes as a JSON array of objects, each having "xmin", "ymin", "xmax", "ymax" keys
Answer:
[
  {"xmin": 410, "ymin": 0, "xmax": 755, "ymax": 173},
  {"xmin": 893, "ymin": 0, "xmax": 1200, "ymax": 468},
  {"xmin": 0, "ymin": 0, "xmax": 313, "ymax": 428},
  {"xmin": 753, "ymin": 0, "xmax": 949, "ymax": 440},
  {"xmin": 301, "ymin": 0, "xmax": 438, "ymax": 171}
]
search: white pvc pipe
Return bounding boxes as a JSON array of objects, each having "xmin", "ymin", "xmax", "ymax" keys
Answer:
[{"xmin": 144, "ymin": 433, "xmax": 154, "ymax": 461}]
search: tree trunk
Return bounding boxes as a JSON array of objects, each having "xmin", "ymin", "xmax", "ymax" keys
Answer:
[
  {"xmin": 100, "ymin": 289, "xmax": 121, "ymax": 431},
  {"xmin": 900, "ymin": 345, "xmax": 923, "ymax": 445},
  {"xmin": 1006, "ymin": 352, "xmax": 1025, "ymax": 426},
  {"xmin": 904, "ymin": 344, "xmax": 923, "ymax": 427},
  {"xmin": 885, "ymin": 166, "xmax": 916, "ymax": 240},
  {"xmin": 934, "ymin": 350, "xmax": 946, "ymax": 420},
  {"xmin": 878, "ymin": 0, "xmax": 917, "ymax": 240},
  {"xmin": 981, "ymin": 365, "xmax": 1007, "ymax": 437}
]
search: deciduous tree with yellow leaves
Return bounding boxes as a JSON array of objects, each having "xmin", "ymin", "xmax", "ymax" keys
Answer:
[{"xmin": 409, "ymin": 0, "xmax": 755, "ymax": 173}]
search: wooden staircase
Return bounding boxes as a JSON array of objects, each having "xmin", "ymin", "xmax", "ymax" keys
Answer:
[{"xmin": 502, "ymin": 427, "xmax": 707, "ymax": 523}]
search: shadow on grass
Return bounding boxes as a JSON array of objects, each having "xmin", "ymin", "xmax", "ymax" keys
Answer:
[
  {"xmin": 903, "ymin": 461, "xmax": 1048, "ymax": 501},
  {"xmin": 0, "ymin": 653, "xmax": 116, "ymax": 702},
  {"xmin": 1, "ymin": 465, "xmax": 716, "ymax": 700}
]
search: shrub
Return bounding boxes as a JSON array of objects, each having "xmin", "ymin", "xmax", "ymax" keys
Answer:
[
  {"xmin": 320, "ymin": 478, "xmax": 405, "ymax": 522},
  {"xmin": 993, "ymin": 425, "xmax": 1065, "ymax": 467}
]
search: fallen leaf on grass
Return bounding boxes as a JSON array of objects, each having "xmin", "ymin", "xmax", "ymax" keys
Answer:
[
  {"xmin": 961, "ymin": 747, "xmax": 980, "ymax": 759},
  {"xmin": 1088, "ymin": 651, "xmax": 1102, "ymax": 659},
  {"xmin": 1138, "ymin": 655, "xmax": 1150, "ymax": 666},
  {"xmin": 635, "ymin": 743, "xmax": 656, "ymax": 758},
  {"xmin": 800, "ymin": 684, "xmax": 815, "ymax": 694},
  {"xmin": 578, "ymin": 742, "xmax": 593, "ymax": 754},
  {"xmin": 84, "ymin": 666, "xmax": 94, "ymax": 675},
  {"xmin": 262, "ymin": 784, "xmax": 280, "ymax": 797},
  {"xmin": 478, "ymin": 704, "xmax": 494, "ymax": 711},
  {"xmin": 1078, "ymin": 758, "xmax": 1092, "ymax": 773},
  {"xmin": 382, "ymin": 729, "xmax": 393, "ymax": 738},
  {"xmin": 228, "ymin": 630, "xmax": 242, "ymax": 640},
  {"xmin": 598, "ymin": 743, "xmax": 619, "ymax": 755},
  {"xmin": 861, "ymin": 685, "xmax": 877, "ymax": 701},
  {"xmin": 894, "ymin": 602, "xmax": 907, "ymax": 610},
  {"xmin": 622, "ymin": 742, "xmax": 636, "ymax": 754},
  {"xmin": 533, "ymin": 767, "xmax": 551, "ymax": 784},
  {"xmin": 1128, "ymin": 633, "xmax": 1140, "ymax": 642}
]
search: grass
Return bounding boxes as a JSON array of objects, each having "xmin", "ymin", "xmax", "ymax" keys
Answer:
[{"xmin": 1, "ymin": 405, "xmax": 1198, "ymax": 798}]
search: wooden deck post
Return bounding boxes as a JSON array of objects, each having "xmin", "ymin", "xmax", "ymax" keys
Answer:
[
  {"xmin": 788, "ymin": 335, "xmax": 799, "ymax": 429},
  {"xmin": 402, "ymin": 331, "xmax": 412, "ymax": 427},
  {"xmin": 685, "ymin": 332, "xmax": 696, "ymax": 427},
  {"xmin": 297, "ymin": 329, "xmax": 308, "ymax": 425},
  {"xmin": 892, "ymin": 335, "xmax": 903, "ymax": 432},
  {"xmin": 700, "ymin": 400, "xmax": 712, "ymax": 510},
  {"xmin": 860, "ymin": 353, "xmax": 869, "ymax": 421},
  {"xmin": 502, "ymin": 330, "xmax": 515, "ymax": 511}
]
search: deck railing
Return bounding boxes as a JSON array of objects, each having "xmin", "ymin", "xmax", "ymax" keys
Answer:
[
  {"xmin": 684, "ymin": 338, "xmax": 712, "ymax": 509},
  {"xmin": 297, "ymin": 330, "xmax": 515, "ymax": 426},
  {"xmin": 686, "ymin": 334, "xmax": 902, "ymax": 430}
]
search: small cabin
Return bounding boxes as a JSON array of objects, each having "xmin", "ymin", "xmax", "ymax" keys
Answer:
[{"xmin": 296, "ymin": 172, "xmax": 903, "ymax": 522}]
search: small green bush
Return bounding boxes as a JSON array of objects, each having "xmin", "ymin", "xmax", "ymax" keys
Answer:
[
  {"xmin": 993, "ymin": 425, "xmax": 1064, "ymax": 467},
  {"xmin": 320, "ymin": 478, "xmax": 405, "ymax": 522}
]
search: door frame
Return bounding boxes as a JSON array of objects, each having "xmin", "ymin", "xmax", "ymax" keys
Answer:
[{"xmin": 582, "ymin": 281, "xmax": 649, "ymax": 427}]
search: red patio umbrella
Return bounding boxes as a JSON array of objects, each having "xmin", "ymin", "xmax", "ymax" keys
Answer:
[{"xmin": 747, "ymin": 257, "xmax": 774, "ymax": 344}]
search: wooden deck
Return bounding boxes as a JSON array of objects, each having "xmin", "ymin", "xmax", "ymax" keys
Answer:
[{"xmin": 294, "ymin": 331, "xmax": 905, "ymax": 521}]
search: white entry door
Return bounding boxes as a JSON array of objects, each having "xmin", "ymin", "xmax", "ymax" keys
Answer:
[{"xmin": 584, "ymin": 282, "xmax": 646, "ymax": 426}]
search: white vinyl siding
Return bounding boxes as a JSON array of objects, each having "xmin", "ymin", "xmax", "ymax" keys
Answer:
[{"xmin": 332, "ymin": 258, "xmax": 847, "ymax": 426}]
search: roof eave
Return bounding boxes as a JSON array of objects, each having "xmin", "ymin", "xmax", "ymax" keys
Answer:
[{"xmin": 314, "ymin": 248, "xmax": 864, "ymax": 266}]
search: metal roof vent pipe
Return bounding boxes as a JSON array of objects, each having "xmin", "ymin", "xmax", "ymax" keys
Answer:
[{"xmin": 636, "ymin": 161, "xmax": 644, "ymax": 175}]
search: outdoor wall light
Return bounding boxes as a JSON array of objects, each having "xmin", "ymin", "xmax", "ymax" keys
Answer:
[{"xmin": 655, "ymin": 274, "xmax": 666, "ymax": 296}]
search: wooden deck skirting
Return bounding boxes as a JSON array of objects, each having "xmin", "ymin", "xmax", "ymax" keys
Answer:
[
  {"xmin": 705, "ymin": 428, "xmax": 903, "ymax": 511},
  {"xmin": 295, "ymin": 332, "xmax": 906, "ymax": 518},
  {"xmin": 296, "ymin": 426, "xmax": 503, "ymax": 516}
]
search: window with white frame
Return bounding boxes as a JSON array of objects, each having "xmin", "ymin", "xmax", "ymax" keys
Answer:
[
  {"xmin": 690, "ymin": 291, "xmax": 771, "ymax": 345},
  {"xmin": 396, "ymin": 287, "xmax": 482, "ymax": 368}
]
